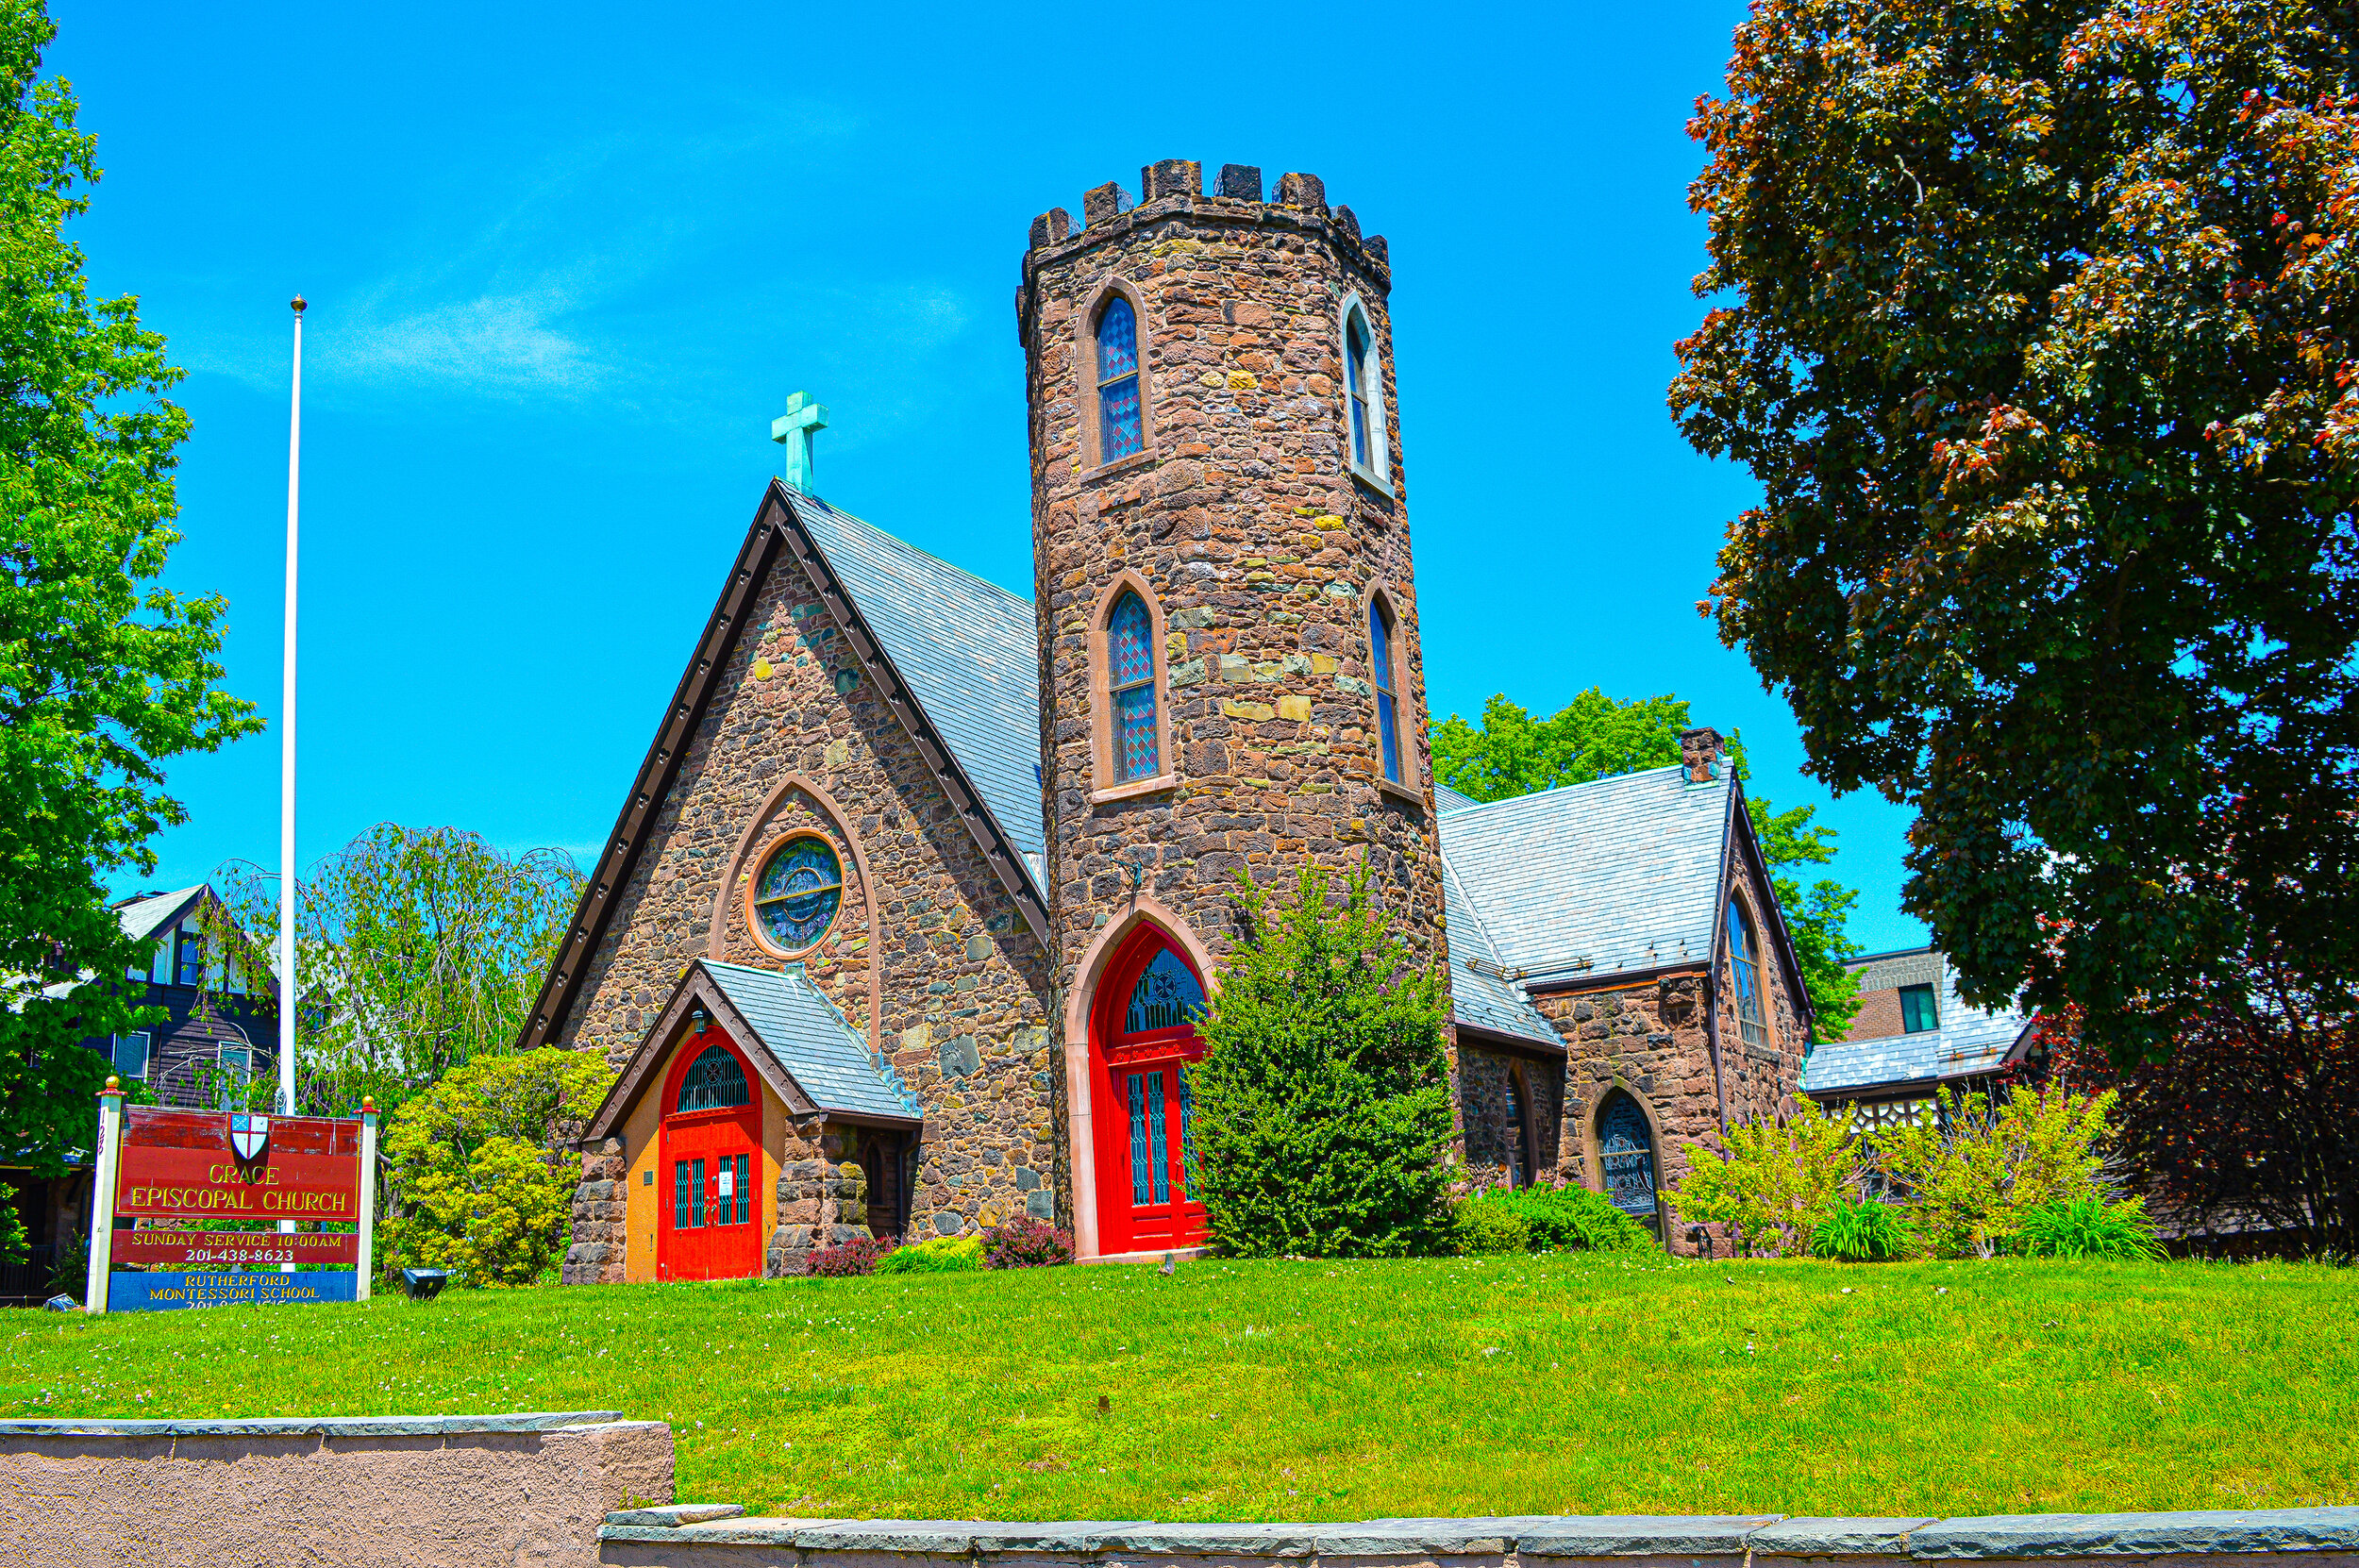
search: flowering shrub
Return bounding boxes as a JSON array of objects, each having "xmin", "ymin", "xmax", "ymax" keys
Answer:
[
  {"xmin": 1667, "ymin": 1096, "xmax": 1858, "ymax": 1254},
  {"xmin": 808, "ymin": 1235, "xmax": 897, "ymax": 1276},
  {"xmin": 1875, "ymin": 1084, "xmax": 2119, "ymax": 1258},
  {"xmin": 983, "ymin": 1216, "xmax": 1073, "ymax": 1268}
]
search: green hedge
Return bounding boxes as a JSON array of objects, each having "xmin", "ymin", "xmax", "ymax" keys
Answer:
[{"xmin": 1452, "ymin": 1184, "xmax": 1656, "ymax": 1255}]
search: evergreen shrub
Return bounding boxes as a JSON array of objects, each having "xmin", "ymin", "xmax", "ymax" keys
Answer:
[
  {"xmin": 1450, "ymin": 1195, "xmax": 1531, "ymax": 1255},
  {"xmin": 1808, "ymin": 1197, "xmax": 1918, "ymax": 1260},
  {"xmin": 2013, "ymin": 1196, "xmax": 2165, "ymax": 1261},
  {"xmin": 1193, "ymin": 864, "xmax": 1456, "ymax": 1259},
  {"xmin": 983, "ymin": 1216, "xmax": 1073, "ymax": 1268},
  {"xmin": 874, "ymin": 1234, "xmax": 984, "ymax": 1275},
  {"xmin": 1498, "ymin": 1183, "xmax": 1657, "ymax": 1252},
  {"xmin": 808, "ymin": 1236, "xmax": 896, "ymax": 1276}
]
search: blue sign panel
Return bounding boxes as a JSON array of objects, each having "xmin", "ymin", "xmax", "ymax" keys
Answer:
[{"xmin": 108, "ymin": 1270, "xmax": 360, "ymax": 1312}]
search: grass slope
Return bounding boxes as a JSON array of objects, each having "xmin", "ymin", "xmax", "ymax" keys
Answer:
[{"xmin": 5, "ymin": 1256, "xmax": 2354, "ymax": 1520}]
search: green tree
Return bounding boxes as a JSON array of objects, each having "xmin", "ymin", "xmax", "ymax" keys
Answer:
[
  {"xmin": 0, "ymin": 0, "xmax": 260, "ymax": 1166},
  {"xmin": 1193, "ymin": 863, "xmax": 1456, "ymax": 1259},
  {"xmin": 1670, "ymin": 0, "xmax": 2359, "ymax": 1062},
  {"xmin": 380, "ymin": 1046, "xmax": 613, "ymax": 1286},
  {"xmin": 207, "ymin": 825, "xmax": 583, "ymax": 1118},
  {"xmin": 1434, "ymin": 691, "xmax": 1862, "ymax": 1037}
]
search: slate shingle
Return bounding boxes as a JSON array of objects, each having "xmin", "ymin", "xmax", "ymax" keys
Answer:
[
  {"xmin": 1801, "ymin": 960, "xmax": 2036, "ymax": 1094},
  {"xmin": 1439, "ymin": 857, "xmax": 1559, "ymax": 1045},
  {"xmin": 702, "ymin": 959, "xmax": 923, "ymax": 1121}
]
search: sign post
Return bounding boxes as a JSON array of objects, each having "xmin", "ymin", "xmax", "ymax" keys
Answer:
[
  {"xmin": 83, "ymin": 1078, "xmax": 125, "ymax": 1313},
  {"xmin": 355, "ymin": 1097, "xmax": 378, "ymax": 1302}
]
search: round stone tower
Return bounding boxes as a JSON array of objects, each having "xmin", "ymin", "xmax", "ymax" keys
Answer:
[{"xmin": 1017, "ymin": 158, "xmax": 1450, "ymax": 1257}]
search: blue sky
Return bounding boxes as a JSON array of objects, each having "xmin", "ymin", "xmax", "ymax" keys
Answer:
[{"xmin": 54, "ymin": 0, "xmax": 1931, "ymax": 955}]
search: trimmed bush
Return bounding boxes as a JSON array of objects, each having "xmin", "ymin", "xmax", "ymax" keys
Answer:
[
  {"xmin": 1497, "ymin": 1183, "xmax": 1657, "ymax": 1253},
  {"xmin": 1450, "ymin": 1194, "xmax": 1531, "ymax": 1255},
  {"xmin": 809, "ymin": 1236, "xmax": 897, "ymax": 1276},
  {"xmin": 2013, "ymin": 1196, "xmax": 2165, "ymax": 1260},
  {"xmin": 1194, "ymin": 864, "xmax": 1456, "ymax": 1259},
  {"xmin": 983, "ymin": 1217, "xmax": 1073, "ymax": 1268},
  {"xmin": 874, "ymin": 1234, "xmax": 985, "ymax": 1275},
  {"xmin": 1809, "ymin": 1197, "xmax": 1918, "ymax": 1260}
]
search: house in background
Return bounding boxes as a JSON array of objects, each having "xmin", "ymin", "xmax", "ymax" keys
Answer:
[{"xmin": 1799, "ymin": 944, "xmax": 2039, "ymax": 1128}]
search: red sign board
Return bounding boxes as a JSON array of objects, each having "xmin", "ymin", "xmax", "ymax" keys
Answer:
[
  {"xmin": 112, "ymin": 1229, "xmax": 360, "ymax": 1269},
  {"xmin": 114, "ymin": 1109, "xmax": 365, "ymax": 1223}
]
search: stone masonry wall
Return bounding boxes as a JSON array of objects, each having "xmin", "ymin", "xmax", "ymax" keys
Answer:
[
  {"xmin": 557, "ymin": 537, "xmax": 1058, "ymax": 1274},
  {"xmin": 1716, "ymin": 855, "xmax": 1809, "ymax": 1129},
  {"xmin": 1019, "ymin": 159, "xmax": 1448, "ymax": 1025},
  {"xmin": 1455, "ymin": 1044, "xmax": 1568, "ymax": 1193}
]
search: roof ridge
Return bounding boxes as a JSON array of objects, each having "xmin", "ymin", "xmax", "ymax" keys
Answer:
[{"xmin": 1434, "ymin": 762, "xmax": 1701, "ymax": 815}]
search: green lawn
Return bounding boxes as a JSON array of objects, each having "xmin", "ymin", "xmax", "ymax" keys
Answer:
[{"xmin": 5, "ymin": 1255, "xmax": 2354, "ymax": 1520}]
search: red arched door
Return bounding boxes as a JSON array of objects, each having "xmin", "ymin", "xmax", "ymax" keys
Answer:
[
  {"xmin": 1091, "ymin": 929, "xmax": 1209, "ymax": 1255},
  {"xmin": 657, "ymin": 1030, "xmax": 764, "ymax": 1280}
]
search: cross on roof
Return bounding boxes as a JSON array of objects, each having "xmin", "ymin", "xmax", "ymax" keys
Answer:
[{"xmin": 771, "ymin": 390, "xmax": 828, "ymax": 494}]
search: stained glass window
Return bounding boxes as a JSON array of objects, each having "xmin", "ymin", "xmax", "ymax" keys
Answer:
[
  {"xmin": 677, "ymin": 1043, "xmax": 751, "ymax": 1112},
  {"xmin": 1177, "ymin": 1061, "xmax": 1197, "ymax": 1194},
  {"xmin": 1728, "ymin": 900, "xmax": 1769, "ymax": 1052},
  {"xmin": 753, "ymin": 836, "xmax": 843, "ymax": 951},
  {"xmin": 1504, "ymin": 1069, "xmax": 1530, "ymax": 1189},
  {"xmin": 1124, "ymin": 946, "xmax": 1204, "ymax": 1033},
  {"xmin": 1108, "ymin": 591, "xmax": 1159, "ymax": 781},
  {"xmin": 1347, "ymin": 317, "xmax": 1371, "ymax": 468},
  {"xmin": 1128, "ymin": 1072, "xmax": 1151, "ymax": 1205},
  {"xmin": 1097, "ymin": 295, "xmax": 1143, "ymax": 460},
  {"xmin": 1598, "ymin": 1091, "xmax": 1658, "ymax": 1221},
  {"xmin": 1371, "ymin": 599, "xmax": 1401, "ymax": 783}
]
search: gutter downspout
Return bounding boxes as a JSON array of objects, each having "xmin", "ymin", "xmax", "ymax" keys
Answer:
[{"xmin": 1705, "ymin": 782, "xmax": 1736, "ymax": 1139}]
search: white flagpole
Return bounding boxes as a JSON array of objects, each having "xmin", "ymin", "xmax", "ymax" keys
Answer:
[{"xmin": 278, "ymin": 295, "xmax": 304, "ymax": 1123}]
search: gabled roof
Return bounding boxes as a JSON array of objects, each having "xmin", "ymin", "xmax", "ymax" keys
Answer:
[
  {"xmin": 1437, "ymin": 765, "xmax": 1735, "ymax": 982},
  {"xmin": 1439, "ymin": 857, "xmax": 1559, "ymax": 1047},
  {"xmin": 583, "ymin": 958, "xmax": 921, "ymax": 1142},
  {"xmin": 1801, "ymin": 963, "xmax": 2038, "ymax": 1097},
  {"xmin": 795, "ymin": 497, "xmax": 1045, "ymax": 864},
  {"xmin": 114, "ymin": 887, "xmax": 206, "ymax": 945}
]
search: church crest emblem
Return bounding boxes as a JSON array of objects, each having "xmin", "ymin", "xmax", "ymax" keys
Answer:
[{"xmin": 229, "ymin": 1113, "xmax": 270, "ymax": 1162}]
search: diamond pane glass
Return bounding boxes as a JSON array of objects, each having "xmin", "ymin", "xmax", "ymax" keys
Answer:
[
  {"xmin": 1379, "ymin": 697, "xmax": 1401, "ymax": 783},
  {"xmin": 1178, "ymin": 1061, "xmax": 1197, "ymax": 1194},
  {"xmin": 1100, "ymin": 375, "xmax": 1142, "ymax": 460},
  {"xmin": 677, "ymin": 1043, "xmax": 751, "ymax": 1112},
  {"xmin": 1097, "ymin": 296, "xmax": 1138, "ymax": 380},
  {"xmin": 754, "ymin": 837, "xmax": 843, "ymax": 950},
  {"xmin": 1116, "ymin": 685, "xmax": 1158, "ymax": 781},
  {"xmin": 1124, "ymin": 947, "xmax": 1205, "ymax": 1034},
  {"xmin": 1109, "ymin": 592, "xmax": 1153, "ymax": 684},
  {"xmin": 1128, "ymin": 1073, "xmax": 1151, "ymax": 1205},
  {"xmin": 1146, "ymin": 1071, "xmax": 1170, "ymax": 1204}
]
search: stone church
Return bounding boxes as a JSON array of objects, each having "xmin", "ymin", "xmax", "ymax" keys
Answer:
[{"xmin": 540, "ymin": 159, "xmax": 1811, "ymax": 1281}]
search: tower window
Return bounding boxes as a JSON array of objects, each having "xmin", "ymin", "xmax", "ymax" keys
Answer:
[
  {"xmin": 1727, "ymin": 898, "xmax": 1770, "ymax": 1053},
  {"xmin": 1347, "ymin": 316, "xmax": 1371, "ymax": 468},
  {"xmin": 1340, "ymin": 297, "xmax": 1388, "ymax": 484},
  {"xmin": 1108, "ymin": 590, "xmax": 1159, "ymax": 781},
  {"xmin": 1900, "ymin": 983, "xmax": 1940, "ymax": 1033},
  {"xmin": 1096, "ymin": 295, "xmax": 1143, "ymax": 461},
  {"xmin": 1370, "ymin": 596, "xmax": 1402, "ymax": 783}
]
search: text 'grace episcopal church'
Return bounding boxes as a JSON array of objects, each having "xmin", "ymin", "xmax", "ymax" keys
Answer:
[{"xmin": 534, "ymin": 160, "xmax": 1813, "ymax": 1279}]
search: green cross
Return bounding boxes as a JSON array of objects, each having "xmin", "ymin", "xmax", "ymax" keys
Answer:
[{"xmin": 770, "ymin": 390, "xmax": 828, "ymax": 494}]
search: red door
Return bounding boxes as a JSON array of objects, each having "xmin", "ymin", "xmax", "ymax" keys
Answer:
[
  {"xmin": 657, "ymin": 1032, "xmax": 764, "ymax": 1281},
  {"xmin": 1092, "ymin": 931, "xmax": 1209, "ymax": 1255}
]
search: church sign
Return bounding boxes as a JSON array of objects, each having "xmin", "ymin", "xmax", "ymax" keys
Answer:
[{"xmin": 83, "ymin": 1083, "xmax": 379, "ymax": 1314}]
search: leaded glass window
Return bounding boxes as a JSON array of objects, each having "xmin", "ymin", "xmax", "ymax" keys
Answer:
[
  {"xmin": 1097, "ymin": 295, "xmax": 1143, "ymax": 461},
  {"xmin": 677, "ymin": 1043, "xmax": 751, "ymax": 1112},
  {"xmin": 1504, "ymin": 1068, "xmax": 1530, "ymax": 1189},
  {"xmin": 1347, "ymin": 316, "xmax": 1371, "ymax": 468},
  {"xmin": 1128, "ymin": 1072, "xmax": 1152, "ymax": 1205},
  {"xmin": 1370, "ymin": 599, "xmax": 1401, "ymax": 783},
  {"xmin": 1728, "ymin": 900, "xmax": 1769, "ymax": 1052},
  {"xmin": 1124, "ymin": 946, "xmax": 1204, "ymax": 1033},
  {"xmin": 1177, "ymin": 1061, "xmax": 1197, "ymax": 1194},
  {"xmin": 753, "ymin": 836, "xmax": 843, "ymax": 951},
  {"xmin": 1598, "ymin": 1091, "xmax": 1658, "ymax": 1222},
  {"xmin": 1108, "ymin": 590, "xmax": 1159, "ymax": 781}
]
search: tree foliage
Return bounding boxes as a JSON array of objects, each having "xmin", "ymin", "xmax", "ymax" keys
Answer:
[
  {"xmin": 1668, "ymin": 1094, "xmax": 1861, "ymax": 1254},
  {"xmin": 380, "ymin": 1046, "xmax": 612, "ymax": 1286},
  {"xmin": 1192, "ymin": 863, "xmax": 1456, "ymax": 1259},
  {"xmin": 1432, "ymin": 691, "xmax": 1862, "ymax": 1036},
  {"xmin": 207, "ymin": 824, "xmax": 582, "ymax": 1117},
  {"xmin": 1672, "ymin": 0, "xmax": 2359, "ymax": 1061},
  {"xmin": 0, "ymin": 0, "xmax": 260, "ymax": 1166}
]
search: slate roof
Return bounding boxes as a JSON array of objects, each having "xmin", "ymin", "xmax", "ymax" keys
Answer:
[
  {"xmin": 1439, "ymin": 857, "xmax": 1559, "ymax": 1046},
  {"xmin": 1437, "ymin": 766, "xmax": 1735, "ymax": 982},
  {"xmin": 702, "ymin": 959, "xmax": 923, "ymax": 1121},
  {"xmin": 115, "ymin": 887, "xmax": 203, "ymax": 945},
  {"xmin": 1801, "ymin": 961, "xmax": 2037, "ymax": 1096},
  {"xmin": 794, "ymin": 496, "xmax": 1046, "ymax": 872}
]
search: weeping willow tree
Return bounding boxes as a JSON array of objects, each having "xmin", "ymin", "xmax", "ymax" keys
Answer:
[{"xmin": 204, "ymin": 825, "xmax": 581, "ymax": 1116}]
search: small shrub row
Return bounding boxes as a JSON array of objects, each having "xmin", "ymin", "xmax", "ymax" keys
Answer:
[
  {"xmin": 1450, "ymin": 1183, "xmax": 1657, "ymax": 1256},
  {"xmin": 805, "ymin": 1218, "xmax": 1076, "ymax": 1278}
]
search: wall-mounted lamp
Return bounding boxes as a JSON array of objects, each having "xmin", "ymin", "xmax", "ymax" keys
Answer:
[{"xmin": 692, "ymin": 1008, "xmax": 708, "ymax": 1037}]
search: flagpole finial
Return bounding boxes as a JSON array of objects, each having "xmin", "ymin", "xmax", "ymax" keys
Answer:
[
  {"xmin": 291, "ymin": 295, "xmax": 307, "ymax": 314},
  {"xmin": 105, "ymin": 1076, "xmax": 119, "ymax": 1092}
]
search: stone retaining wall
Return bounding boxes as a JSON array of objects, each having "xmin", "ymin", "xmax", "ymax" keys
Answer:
[
  {"xmin": 596, "ymin": 1507, "xmax": 2359, "ymax": 1568},
  {"xmin": 0, "ymin": 1410, "xmax": 672, "ymax": 1568}
]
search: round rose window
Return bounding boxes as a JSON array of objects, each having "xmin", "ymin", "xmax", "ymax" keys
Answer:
[{"xmin": 752, "ymin": 836, "xmax": 843, "ymax": 952}]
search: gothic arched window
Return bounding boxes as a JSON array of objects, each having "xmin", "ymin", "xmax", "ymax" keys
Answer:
[
  {"xmin": 1097, "ymin": 295, "xmax": 1143, "ymax": 461},
  {"xmin": 1727, "ymin": 897, "xmax": 1770, "ymax": 1052},
  {"xmin": 1108, "ymin": 590, "xmax": 1159, "ymax": 781},
  {"xmin": 1370, "ymin": 594, "xmax": 1402, "ymax": 784},
  {"xmin": 677, "ymin": 1043, "xmax": 751, "ymax": 1112},
  {"xmin": 1341, "ymin": 296, "xmax": 1388, "ymax": 485}
]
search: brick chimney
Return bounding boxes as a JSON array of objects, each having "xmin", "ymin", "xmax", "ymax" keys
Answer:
[{"xmin": 1679, "ymin": 726, "xmax": 1724, "ymax": 783}]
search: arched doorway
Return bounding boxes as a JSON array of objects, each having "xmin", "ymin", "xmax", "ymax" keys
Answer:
[
  {"xmin": 1090, "ymin": 927, "xmax": 1209, "ymax": 1255},
  {"xmin": 657, "ymin": 1026, "xmax": 764, "ymax": 1280},
  {"xmin": 1597, "ymin": 1089, "xmax": 1661, "ymax": 1236}
]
